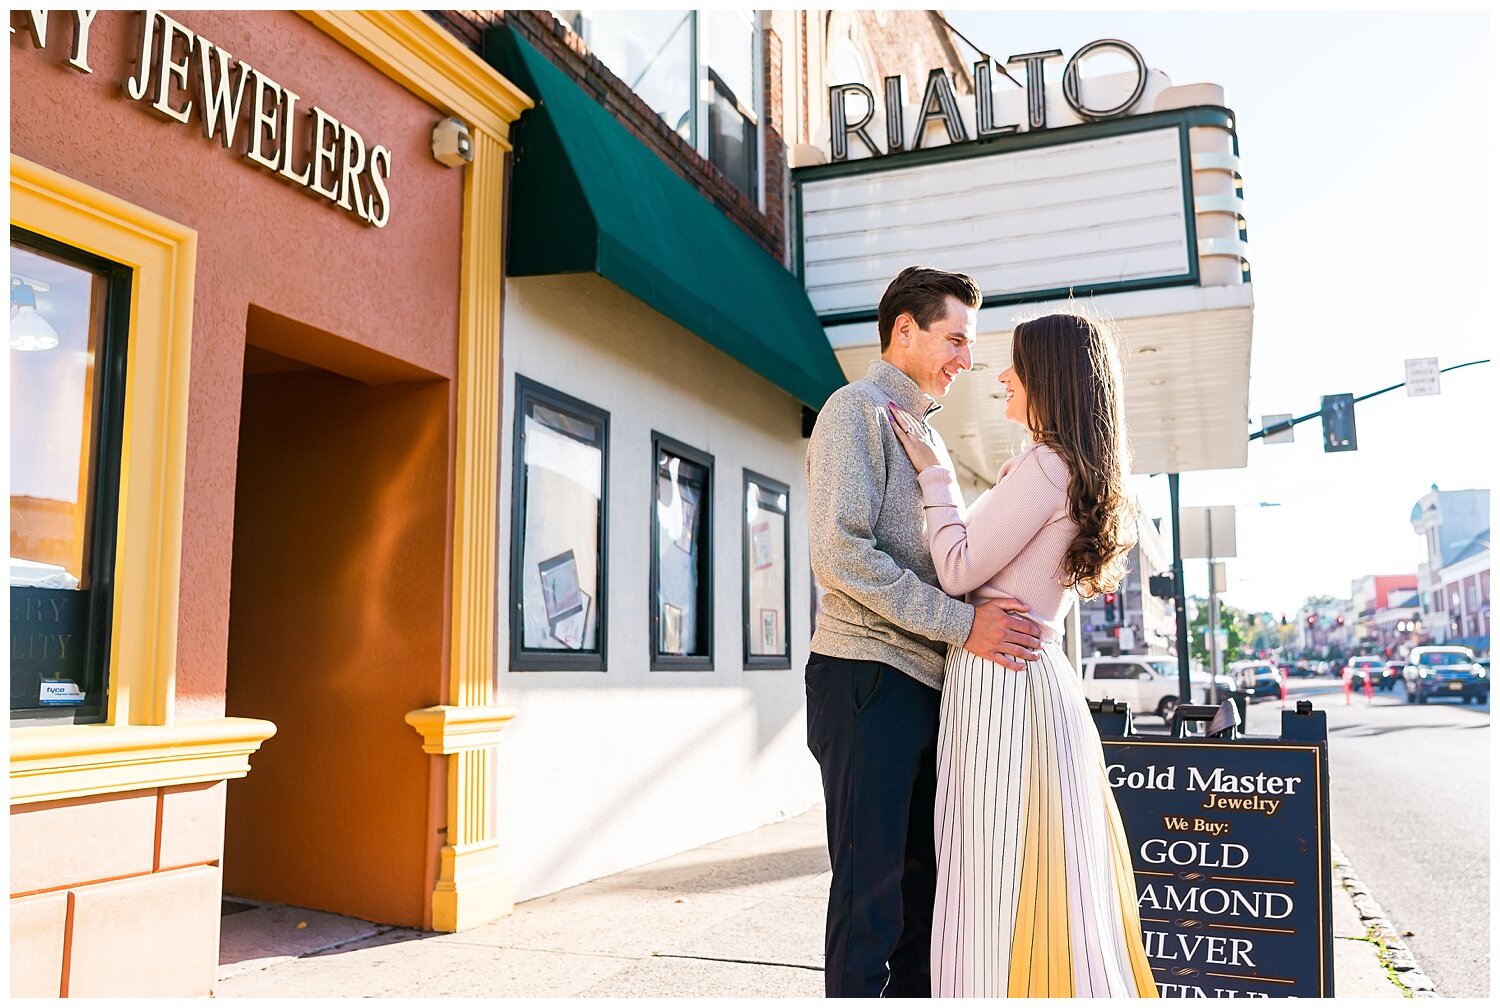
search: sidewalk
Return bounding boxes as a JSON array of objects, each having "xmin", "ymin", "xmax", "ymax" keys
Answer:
[{"xmin": 218, "ymin": 807, "xmax": 1404, "ymax": 998}]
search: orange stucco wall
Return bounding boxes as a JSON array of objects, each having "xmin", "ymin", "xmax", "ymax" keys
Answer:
[
  {"xmin": 223, "ymin": 367, "xmax": 450, "ymax": 927},
  {"xmin": 9, "ymin": 9, "xmax": 465, "ymax": 718}
]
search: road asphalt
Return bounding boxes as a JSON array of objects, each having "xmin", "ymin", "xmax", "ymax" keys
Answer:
[{"xmin": 217, "ymin": 802, "xmax": 1406, "ymax": 998}]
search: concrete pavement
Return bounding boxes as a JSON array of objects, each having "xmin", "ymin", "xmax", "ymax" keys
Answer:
[{"xmin": 218, "ymin": 806, "xmax": 1406, "ymax": 998}]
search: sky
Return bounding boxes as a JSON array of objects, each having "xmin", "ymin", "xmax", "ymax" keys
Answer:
[{"xmin": 948, "ymin": 7, "xmax": 1494, "ymax": 618}]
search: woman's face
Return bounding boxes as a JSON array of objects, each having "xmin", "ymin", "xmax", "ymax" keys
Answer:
[{"xmin": 999, "ymin": 363, "xmax": 1029, "ymax": 429}]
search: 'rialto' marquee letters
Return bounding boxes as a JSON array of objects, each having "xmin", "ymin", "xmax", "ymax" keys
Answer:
[{"xmin": 830, "ymin": 38, "xmax": 1149, "ymax": 163}]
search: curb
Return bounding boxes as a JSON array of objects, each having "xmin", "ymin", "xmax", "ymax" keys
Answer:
[{"xmin": 1330, "ymin": 840, "xmax": 1439, "ymax": 998}]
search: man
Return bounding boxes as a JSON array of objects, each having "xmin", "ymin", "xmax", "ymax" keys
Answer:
[{"xmin": 805, "ymin": 266, "xmax": 1043, "ymax": 997}]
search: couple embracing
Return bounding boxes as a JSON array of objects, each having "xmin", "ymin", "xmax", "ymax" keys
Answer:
[{"xmin": 805, "ymin": 267, "xmax": 1156, "ymax": 998}]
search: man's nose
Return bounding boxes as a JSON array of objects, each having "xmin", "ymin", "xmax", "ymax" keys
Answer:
[{"xmin": 957, "ymin": 346, "xmax": 973, "ymax": 372}]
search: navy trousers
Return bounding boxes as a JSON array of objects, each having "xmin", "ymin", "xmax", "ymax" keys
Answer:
[{"xmin": 806, "ymin": 652, "xmax": 941, "ymax": 998}]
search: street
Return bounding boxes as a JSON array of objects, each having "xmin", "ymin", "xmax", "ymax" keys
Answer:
[{"xmin": 1223, "ymin": 678, "xmax": 1489, "ymax": 998}]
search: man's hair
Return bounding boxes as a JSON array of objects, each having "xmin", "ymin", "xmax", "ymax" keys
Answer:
[{"xmin": 877, "ymin": 266, "xmax": 982, "ymax": 351}]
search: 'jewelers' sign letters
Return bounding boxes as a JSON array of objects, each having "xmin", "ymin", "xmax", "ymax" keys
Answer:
[{"xmin": 12, "ymin": 10, "xmax": 393, "ymax": 227}]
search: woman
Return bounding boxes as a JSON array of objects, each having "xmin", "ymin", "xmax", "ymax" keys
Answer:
[{"xmin": 887, "ymin": 313, "xmax": 1157, "ymax": 998}]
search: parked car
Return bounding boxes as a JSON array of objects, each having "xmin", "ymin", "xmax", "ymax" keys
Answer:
[
  {"xmin": 1402, "ymin": 645, "xmax": 1488, "ymax": 705},
  {"xmin": 1381, "ymin": 659, "xmax": 1405, "ymax": 691},
  {"xmin": 1344, "ymin": 656, "xmax": 1387, "ymax": 691},
  {"xmin": 1228, "ymin": 659, "xmax": 1282, "ymax": 698},
  {"xmin": 1077, "ymin": 655, "xmax": 1233, "ymax": 722},
  {"xmin": 1286, "ymin": 662, "xmax": 1315, "ymax": 678}
]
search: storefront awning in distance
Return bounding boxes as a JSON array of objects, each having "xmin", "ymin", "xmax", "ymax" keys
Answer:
[{"xmin": 485, "ymin": 25, "xmax": 846, "ymax": 412}]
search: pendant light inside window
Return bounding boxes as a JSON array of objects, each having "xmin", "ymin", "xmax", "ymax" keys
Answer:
[{"xmin": 10, "ymin": 278, "xmax": 59, "ymax": 352}]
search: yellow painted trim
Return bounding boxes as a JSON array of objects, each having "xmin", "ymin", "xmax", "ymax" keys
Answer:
[
  {"xmin": 302, "ymin": 10, "xmax": 530, "ymax": 933},
  {"xmin": 405, "ymin": 705, "xmax": 517, "ymax": 755},
  {"xmin": 297, "ymin": 10, "xmax": 533, "ymax": 139},
  {"xmin": 10, "ymin": 156, "xmax": 196, "ymax": 729},
  {"xmin": 9, "ymin": 717, "xmax": 277, "ymax": 805}
]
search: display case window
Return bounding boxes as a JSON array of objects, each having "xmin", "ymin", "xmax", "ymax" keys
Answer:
[
  {"xmin": 651, "ymin": 433, "xmax": 713, "ymax": 670},
  {"xmin": 510, "ymin": 377, "xmax": 609, "ymax": 671},
  {"xmin": 743, "ymin": 470, "xmax": 790, "ymax": 668},
  {"xmin": 10, "ymin": 231, "xmax": 131, "ymax": 724}
]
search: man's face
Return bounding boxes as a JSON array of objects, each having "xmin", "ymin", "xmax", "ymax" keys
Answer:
[{"xmin": 887, "ymin": 296, "xmax": 977, "ymax": 398}]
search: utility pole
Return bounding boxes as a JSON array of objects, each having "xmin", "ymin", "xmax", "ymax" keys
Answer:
[{"xmin": 1169, "ymin": 473, "xmax": 1192, "ymax": 708}]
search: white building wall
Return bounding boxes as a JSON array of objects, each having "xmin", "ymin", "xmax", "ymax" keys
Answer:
[{"xmin": 496, "ymin": 274, "xmax": 823, "ymax": 902}]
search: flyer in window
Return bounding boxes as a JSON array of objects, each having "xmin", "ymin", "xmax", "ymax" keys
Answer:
[
  {"xmin": 550, "ymin": 592, "xmax": 591, "ymax": 650},
  {"xmin": 662, "ymin": 602, "xmax": 683, "ymax": 654},
  {"xmin": 759, "ymin": 608, "xmax": 780, "ymax": 654},
  {"xmin": 675, "ymin": 494, "xmax": 698, "ymax": 554},
  {"xmin": 751, "ymin": 520, "xmax": 775, "ymax": 570},
  {"xmin": 538, "ymin": 550, "xmax": 584, "ymax": 622}
]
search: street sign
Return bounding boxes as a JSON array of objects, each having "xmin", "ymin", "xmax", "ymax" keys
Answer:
[
  {"xmin": 1120, "ymin": 626, "xmax": 1137, "ymax": 650},
  {"xmin": 1261, "ymin": 413, "xmax": 1294, "ymax": 444},
  {"xmin": 1095, "ymin": 706, "xmax": 1334, "ymax": 997},
  {"xmin": 1404, "ymin": 357, "xmax": 1440, "ymax": 396},
  {"xmin": 1180, "ymin": 506, "xmax": 1236, "ymax": 559}
]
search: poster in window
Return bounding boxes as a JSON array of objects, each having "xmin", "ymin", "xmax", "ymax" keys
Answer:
[
  {"xmin": 538, "ymin": 550, "xmax": 584, "ymax": 622},
  {"xmin": 662, "ymin": 602, "xmax": 683, "ymax": 654},
  {"xmin": 759, "ymin": 608, "xmax": 779, "ymax": 654},
  {"xmin": 550, "ymin": 592, "xmax": 591, "ymax": 650},
  {"xmin": 675, "ymin": 493, "xmax": 698, "ymax": 554},
  {"xmin": 751, "ymin": 520, "xmax": 775, "ymax": 570}
]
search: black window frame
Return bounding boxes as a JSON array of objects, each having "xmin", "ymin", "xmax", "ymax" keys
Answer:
[
  {"xmin": 650, "ymin": 431, "xmax": 714, "ymax": 672},
  {"xmin": 508, "ymin": 376, "xmax": 610, "ymax": 672},
  {"xmin": 9, "ymin": 228, "xmax": 132, "ymax": 725},
  {"xmin": 741, "ymin": 469, "xmax": 791, "ymax": 670}
]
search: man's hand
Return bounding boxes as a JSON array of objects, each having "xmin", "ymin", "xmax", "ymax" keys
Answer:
[{"xmin": 963, "ymin": 598, "xmax": 1044, "ymax": 671}]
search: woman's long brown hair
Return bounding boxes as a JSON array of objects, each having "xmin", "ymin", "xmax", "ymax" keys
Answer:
[{"xmin": 1011, "ymin": 312, "xmax": 1136, "ymax": 596}]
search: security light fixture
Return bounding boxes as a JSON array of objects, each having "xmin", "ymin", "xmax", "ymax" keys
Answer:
[{"xmin": 431, "ymin": 117, "xmax": 474, "ymax": 167}]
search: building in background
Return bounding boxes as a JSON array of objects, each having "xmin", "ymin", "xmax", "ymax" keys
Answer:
[
  {"xmin": 1348, "ymin": 573, "xmax": 1420, "ymax": 657},
  {"xmin": 1411, "ymin": 486, "xmax": 1490, "ymax": 654},
  {"xmin": 1078, "ymin": 515, "xmax": 1176, "ymax": 656},
  {"xmin": 1296, "ymin": 599, "xmax": 1354, "ymax": 658},
  {"xmin": 10, "ymin": 10, "xmax": 530, "ymax": 994}
]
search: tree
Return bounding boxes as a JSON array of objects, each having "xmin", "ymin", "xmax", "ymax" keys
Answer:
[{"xmin": 1189, "ymin": 595, "xmax": 1247, "ymax": 668}]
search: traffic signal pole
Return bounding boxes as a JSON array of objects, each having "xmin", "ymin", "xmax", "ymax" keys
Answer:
[
  {"xmin": 1249, "ymin": 358, "xmax": 1490, "ymax": 441},
  {"xmin": 1169, "ymin": 472, "xmax": 1193, "ymax": 708}
]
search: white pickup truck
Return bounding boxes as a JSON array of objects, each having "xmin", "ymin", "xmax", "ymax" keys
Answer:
[{"xmin": 1077, "ymin": 654, "xmax": 1232, "ymax": 722}]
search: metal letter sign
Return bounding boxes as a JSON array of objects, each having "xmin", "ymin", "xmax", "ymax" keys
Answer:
[
  {"xmin": 1404, "ymin": 357, "xmax": 1441, "ymax": 397},
  {"xmin": 1099, "ymin": 706, "xmax": 1334, "ymax": 997},
  {"xmin": 1320, "ymin": 393, "xmax": 1357, "ymax": 452}
]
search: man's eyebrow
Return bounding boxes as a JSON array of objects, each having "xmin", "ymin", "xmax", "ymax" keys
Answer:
[{"xmin": 947, "ymin": 331, "xmax": 975, "ymax": 342}]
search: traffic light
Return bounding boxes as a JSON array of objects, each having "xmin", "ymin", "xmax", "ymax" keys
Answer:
[
  {"xmin": 1306, "ymin": 615, "xmax": 1316, "ymax": 626},
  {"xmin": 1280, "ymin": 614, "xmax": 1289, "ymax": 626},
  {"xmin": 1321, "ymin": 393, "xmax": 1357, "ymax": 452},
  {"xmin": 1104, "ymin": 591, "xmax": 1117, "ymax": 622},
  {"xmin": 1148, "ymin": 573, "xmax": 1175, "ymax": 599},
  {"xmin": 1335, "ymin": 615, "xmax": 1345, "ymax": 626}
]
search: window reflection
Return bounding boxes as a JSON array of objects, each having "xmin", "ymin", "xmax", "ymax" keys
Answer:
[{"xmin": 10, "ymin": 239, "xmax": 116, "ymax": 722}]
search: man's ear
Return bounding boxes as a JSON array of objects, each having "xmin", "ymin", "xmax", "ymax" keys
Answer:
[{"xmin": 892, "ymin": 312, "xmax": 917, "ymax": 348}]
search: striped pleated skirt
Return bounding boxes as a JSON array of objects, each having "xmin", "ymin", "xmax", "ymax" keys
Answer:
[{"xmin": 932, "ymin": 642, "xmax": 1158, "ymax": 997}]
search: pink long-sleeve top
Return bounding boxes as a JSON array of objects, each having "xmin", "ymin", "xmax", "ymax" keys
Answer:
[{"xmin": 916, "ymin": 443, "xmax": 1077, "ymax": 641}]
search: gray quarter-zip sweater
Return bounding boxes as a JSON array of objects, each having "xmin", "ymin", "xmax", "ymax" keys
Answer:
[{"xmin": 807, "ymin": 360, "xmax": 975, "ymax": 689}]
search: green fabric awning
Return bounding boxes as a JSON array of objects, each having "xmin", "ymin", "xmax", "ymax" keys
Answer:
[{"xmin": 484, "ymin": 25, "xmax": 846, "ymax": 411}]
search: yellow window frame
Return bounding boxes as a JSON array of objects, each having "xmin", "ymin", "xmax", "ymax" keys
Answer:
[{"xmin": 9, "ymin": 156, "xmax": 274, "ymax": 804}]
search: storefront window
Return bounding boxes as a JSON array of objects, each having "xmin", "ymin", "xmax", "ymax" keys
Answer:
[
  {"xmin": 561, "ymin": 10, "xmax": 696, "ymax": 140},
  {"xmin": 743, "ymin": 471, "xmax": 789, "ymax": 668},
  {"xmin": 652, "ymin": 433, "xmax": 713, "ymax": 669},
  {"xmin": 10, "ymin": 233, "xmax": 129, "ymax": 724},
  {"xmin": 562, "ymin": 9, "xmax": 762, "ymax": 203},
  {"xmin": 510, "ymin": 377, "xmax": 608, "ymax": 670},
  {"xmin": 703, "ymin": 10, "xmax": 758, "ymax": 199}
]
